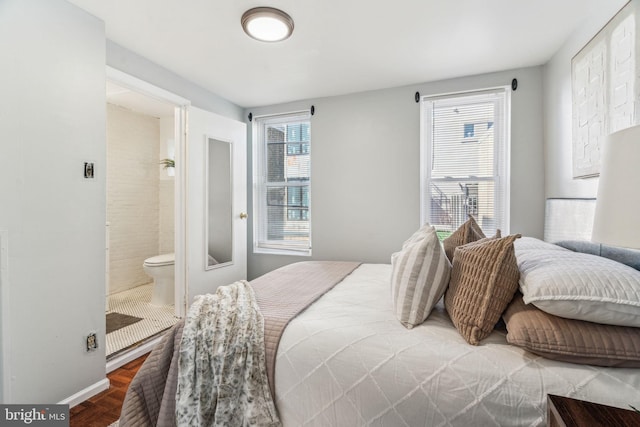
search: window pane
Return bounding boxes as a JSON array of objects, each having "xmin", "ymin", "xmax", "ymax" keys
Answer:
[
  {"xmin": 266, "ymin": 205, "xmax": 310, "ymax": 240},
  {"xmin": 287, "ymin": 208, "xmax": 309, "ymax": 221},
  {"xmin": 265, "ymin": 184, "xmax": 311, "ymax": 238},
  {"xmin": 267, "ymin": 186, "xmax": 310, "ymax": 207},
  {"xmin": 287, "ymin": 187, "xmax": 301, "ymax": 206},
  {"xmin": 287, "ymin": 143, "xmax": 301, "ymax": 155},
  {"xmin": 267, "ymin": 187, "xmax": 286, "ymax": 207},
  {"xmin": 432, "ymin": 102, "xmax": 495, "ymax": 178},
  {"xmin": 429, "ymin": 180, "xmax": 496, "ymax": 235},
  {"xmin": 464, "ymin": 123, "xmax": 475, "ymax": 138},
  {"xmin": 422, "ymin": 89, "xmax": 508, "ymax": 238},
  {"xmin": 268, "ymin": 123, "xmax": 310, "ymax": 182},
  {"xmin": 267, "ymin": 125, "xmax": 285, "ymax": 143},
  {"xmin": 267, "ymin": 143, "xmax": 285, "ymax": 182},
  {"xmin": 254, "ymin": 111, "xmax": 311, "ymax": 253}
]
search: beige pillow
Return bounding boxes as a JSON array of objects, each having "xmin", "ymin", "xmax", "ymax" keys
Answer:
[
  {"xmin": 442, "ymin": 216, "xmax": 486, "ymax": 262},
  {"xmin": 444, "ymin": 234, "xmax": 521, "ymax": 345},
  {"xmin": 503, "ymin": 294, "xmax": 640, "ymax": 368},
  {"xmin": 401, "ymin": 223, "xmax": 434, "ymax": 248},
  {"xmin": 391, "ymin": 224, "xmax": 451, "ymax": 329}
]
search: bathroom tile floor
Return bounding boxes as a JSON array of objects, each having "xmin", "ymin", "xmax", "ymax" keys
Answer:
[{"xmin": 106, "ymin": 283, "xmax": 179, "ymax": 358}]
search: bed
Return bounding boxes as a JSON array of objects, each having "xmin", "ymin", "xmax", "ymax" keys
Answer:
[
  {"xmin": 273, "ymin": 261, "xmax": 640, "ymax": 426},
  {"xmin": 118, "ymin": 206, "xmax": 640, "ymax": 426}
]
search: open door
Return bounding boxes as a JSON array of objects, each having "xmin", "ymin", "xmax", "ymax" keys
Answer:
[{"xmin": 184, "ymin": 106, "xmax": 247, "ymax": 305}]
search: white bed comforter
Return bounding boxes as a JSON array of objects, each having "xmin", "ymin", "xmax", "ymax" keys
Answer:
[{"xmin": 275, "ymin": 264, "xmax": 640, "ymax": 427}]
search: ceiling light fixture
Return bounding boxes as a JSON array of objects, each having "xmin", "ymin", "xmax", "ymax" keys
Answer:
[{"xmin": 241, "ymin": 7, "xmax": 294, "ymax": 42}]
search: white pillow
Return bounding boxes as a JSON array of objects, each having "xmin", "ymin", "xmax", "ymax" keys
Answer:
[
  {"xmin": 515, "ymin": 247, "xmax": 640, "ymax": 327},
  {"xmin": 391, "ymin": 224, "xmax": 451, "ymax": 329},
  {"xmin": 513, "ymin": 236, "xmax": 568, "ymax": 252}
]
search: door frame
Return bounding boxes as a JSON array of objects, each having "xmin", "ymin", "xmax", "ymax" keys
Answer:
[{"xmin": 105, "ymin": 67, "xmax": 190, "ymax": 318}]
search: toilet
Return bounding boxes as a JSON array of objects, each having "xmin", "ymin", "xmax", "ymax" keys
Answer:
[{"xmin": 143, "ymin": 253, "xmax": 175, "ymax": 306}]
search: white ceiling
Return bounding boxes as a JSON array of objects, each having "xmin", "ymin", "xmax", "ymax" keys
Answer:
[
  {"xmin": 69, "ymin": 0, "xmax": 623, "ymax": 108},
  {"xmin": 106, "ymin": 81, "xmax": 175, "ymax": 118}
]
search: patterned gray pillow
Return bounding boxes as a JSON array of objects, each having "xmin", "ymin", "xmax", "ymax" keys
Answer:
[{"xmin": 391, "ymin": 224, "xmax": 451, "ymax": 329}]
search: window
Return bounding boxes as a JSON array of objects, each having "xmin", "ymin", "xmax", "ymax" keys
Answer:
[
  {"xmin": 420, "ymin": 88, "xmax": 510, "ymax": 239},
  {"xmin": 463, "ymin": 121, "xmax": 494, "ymax": 140},
  {"xmin": 253, "ymin": 112, "xmax": 311, "ymax": 255},
  {"xmin": 463, "ymin": 123, "xmax": 475, "ymax": 138}
]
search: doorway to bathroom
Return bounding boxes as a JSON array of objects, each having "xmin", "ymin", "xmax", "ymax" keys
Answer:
[
  {"xmin": 104, "ymin": 68, "xmax": 188, "ymax": 365},
  {"xmin": 103, "ymin": 68, "xmax": 248, "ymax": 371}
]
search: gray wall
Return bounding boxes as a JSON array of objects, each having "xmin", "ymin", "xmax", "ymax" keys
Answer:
[
  {"xmin": 0, "ymin": 0, "xmax": 106, "ymax": 403},
  {"xmin": 543, "ymin": 0, "xmax": 628, "ymax": 199},
  {"xmin": 0, "ymin": 0, "xmax": 245, "ymax": 405},
  {"xmin": 245, "ymin": 66, "xmax": 545, "ymax": 279},
  {"xmin": 107, "ymin": 41, "xmax": 244, "ymax": 122}
]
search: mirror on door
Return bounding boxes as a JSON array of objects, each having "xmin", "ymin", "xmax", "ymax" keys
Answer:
[{"xmin": 206, "ymin": 137, "xmax": 233, "ymax": 269}]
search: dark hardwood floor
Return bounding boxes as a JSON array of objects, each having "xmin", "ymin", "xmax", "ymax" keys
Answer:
[{"xmin": 70, "ymin": 354, "xmax": 148, "ymax": 427}]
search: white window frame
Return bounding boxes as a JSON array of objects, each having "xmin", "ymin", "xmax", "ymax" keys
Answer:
[
  {"xmin": 252, "ymin": 111, "xmax": 312, "ymax": 256},
  {"xmin": 420, "ymin": 87, "xmax": 511, "ymax": 235}
]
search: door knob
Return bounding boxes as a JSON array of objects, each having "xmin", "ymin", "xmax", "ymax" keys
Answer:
[{"xmin": 239, "ymin": 212, "xmax": 248, "ymax": 220}]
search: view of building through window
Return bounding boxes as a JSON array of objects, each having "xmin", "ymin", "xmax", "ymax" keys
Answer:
[
  {"xmin": 254, "ymin": 113, "xmax": 311, "ymax": 254},
  {"xmin": 422, "ymin": 89, "xmax": 509, "ymax": 238}
]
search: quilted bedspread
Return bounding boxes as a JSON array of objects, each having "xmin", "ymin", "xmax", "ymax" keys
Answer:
[{"xmin": 274, "ymin": 264, "xmax": 640, "ymax": 426}]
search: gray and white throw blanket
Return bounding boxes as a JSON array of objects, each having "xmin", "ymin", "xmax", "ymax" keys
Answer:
[
  {"xmin": 175, "ymin": 280, "xmax": 281, "ymax": 427},
  {"xmin": 119, "ymin": 261, "xmax": 361, "ymax": 427}
]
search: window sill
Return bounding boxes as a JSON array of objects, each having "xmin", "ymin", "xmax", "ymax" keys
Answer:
[{"xmin": 253, "ymin": 246, "xmax": 312, "ymax": 257}]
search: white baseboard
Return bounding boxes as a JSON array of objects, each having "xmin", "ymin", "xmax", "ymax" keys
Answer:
[
  {"xmin": 57, "ymin": 336, "xmax": 160, "ymax": 408},
  {"xmin": 59, "ymin": 378, "xmax": 110, "ymax": 408},
  {"xmin": 106, "ymin": 335, "xmax": 161, "ymax": 373}
]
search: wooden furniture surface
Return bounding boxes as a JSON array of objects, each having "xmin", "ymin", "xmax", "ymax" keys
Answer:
[{"xmin": 547, "ymin": 394, "xmax": 640, "ymax": 427}]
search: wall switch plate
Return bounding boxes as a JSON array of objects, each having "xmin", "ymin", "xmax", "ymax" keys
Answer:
[
  {"xmin": 86, "ymin": 332, "xmax": 98, "ymax": 351},
  {"xmin": 84, "ymin": 162, "xmax": 95, "ymax": 179}
]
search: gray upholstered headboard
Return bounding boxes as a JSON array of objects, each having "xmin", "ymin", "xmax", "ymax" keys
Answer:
[{"xmin": 544, "ymin": 197, "xmax": 640, "ymax": 271}]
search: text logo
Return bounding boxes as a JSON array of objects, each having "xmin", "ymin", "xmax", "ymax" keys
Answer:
[{"xmin": 0, "ymin": 405, "xmax": 68, "ymax": 427}]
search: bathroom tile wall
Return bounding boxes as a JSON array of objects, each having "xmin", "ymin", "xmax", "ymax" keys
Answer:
[
  {"xmin": 107, "ymin": 103, "xmax": 160, "ymax": 294},
  {"xmin": 158, "ymin": 116, "xmax": 175, "ymax": 255}
]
